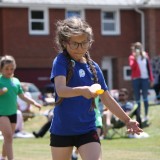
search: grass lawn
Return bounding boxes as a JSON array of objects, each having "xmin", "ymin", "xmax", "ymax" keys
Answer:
[{"xmin": 0, "ymin": 104, "xmax": 160, "ymax": 160}]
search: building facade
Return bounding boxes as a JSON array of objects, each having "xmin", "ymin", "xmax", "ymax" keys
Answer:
[{"xmin": 0, "ymin": 0, "xmax": 160, "ymax": 94}]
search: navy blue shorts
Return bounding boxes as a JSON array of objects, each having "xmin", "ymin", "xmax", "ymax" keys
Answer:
[
  {"xmin": 50, "ymin": 130, "xmax": 100, "ymax": 148},
  {"xmin": 0, "ymin": 114, "xmax": 17, "ymax": 123}
]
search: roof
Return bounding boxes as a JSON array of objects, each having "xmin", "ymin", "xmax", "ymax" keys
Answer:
[{"xmin": 1, "ymin": 0, "xmax": 160, "ymax": 8}]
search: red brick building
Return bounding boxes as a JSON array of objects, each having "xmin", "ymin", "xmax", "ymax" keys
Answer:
[{"xmin": 0, "ymin": 0, "xmax": 160, "ymax": 93}]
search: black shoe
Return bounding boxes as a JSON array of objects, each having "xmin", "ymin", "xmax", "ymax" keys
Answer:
[
  {"xmin": 142, "ymin": 121, "xmax": 151, "ymax": 128},
  {"xmin": 32, "ymin": 131, "xmax": 39, "ymax": 138}
]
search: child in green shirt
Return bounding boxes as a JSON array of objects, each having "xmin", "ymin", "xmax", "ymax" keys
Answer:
[{"xmin": 0, "ymin": 55, "xmax": 42, "ymax": 160}]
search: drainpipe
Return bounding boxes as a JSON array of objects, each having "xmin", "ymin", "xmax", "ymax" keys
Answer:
[
  {"xmin": 134, "ymin": 0, "xmax": 150, "ymax": 49},
  {"xmin": 134, "ymin": 8, "xmax": 145, "ymax": 49}
]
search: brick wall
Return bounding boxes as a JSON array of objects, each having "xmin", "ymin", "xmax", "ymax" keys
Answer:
[{"xmin": 1, "ymin": 7, "xmax": 159, "ymax": 90}]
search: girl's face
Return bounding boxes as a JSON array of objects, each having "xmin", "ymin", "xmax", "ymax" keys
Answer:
[
  {"xmin": 66, "ymin": 34, "xmax": 90, "ymax": 61},
  {"xmin": 1, "ymin": 63, "xmax": 15, "ymax": 78}
]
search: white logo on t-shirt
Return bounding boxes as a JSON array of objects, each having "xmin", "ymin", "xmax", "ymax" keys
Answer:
[{"xmin": 79, "ymin": 69, "xmax": 85, "ymax": 77}]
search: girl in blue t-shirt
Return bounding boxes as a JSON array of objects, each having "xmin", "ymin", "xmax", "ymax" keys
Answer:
[{"xmin": 50, "ymin": 17, "xmax": 143, "ymax": 160}]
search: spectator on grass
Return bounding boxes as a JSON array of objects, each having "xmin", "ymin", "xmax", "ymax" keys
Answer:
[
  {"xmin": 151, "ymin": 56, "xmax": 160, "ymax": 104},
  {"xmin": 102, "ymin": 88, "xmax": 134, "ymax": 138},
  {"xmin": 17, "ymin": 84, "xmax": 35, "ymax": 121},
  {"xmin": 32, "ymin": 109, "xmax": 54, "ymax": 138}
]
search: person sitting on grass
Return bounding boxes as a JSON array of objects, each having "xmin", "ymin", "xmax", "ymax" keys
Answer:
[
  {"xmin": 102, "ymin": 88, "xmax": 134, "ymax": 138},
  {"xmin": 17, "ymin": 83, "xmax": 35, "ymax": 121}
]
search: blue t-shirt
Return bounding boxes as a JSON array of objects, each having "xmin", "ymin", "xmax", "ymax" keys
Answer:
[{"xmin": 50, "ymin": 53, "xmax": 108, "ymax": 135}]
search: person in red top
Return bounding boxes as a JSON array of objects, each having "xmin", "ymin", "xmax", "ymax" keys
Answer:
[{"xmin": 129, "ymin": 42, "xmax": 154, "ymax": 128}]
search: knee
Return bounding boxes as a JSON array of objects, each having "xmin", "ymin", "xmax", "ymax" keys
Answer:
[{"xmin": 3, "ymin": 132, "xmax": 13, "ymax": 143}]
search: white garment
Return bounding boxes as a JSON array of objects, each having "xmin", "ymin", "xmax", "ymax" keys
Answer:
[
  {"xmin": 17, "ymin": 92, "xmax": 32, "ymax": 111},
  {"xmin": 137, "ymin": 55, "xmax": 149, "ymax": 79},
  {"xmin": 128, "ymin": 132, "xmax": 149, "ymax": 138},
  {"xmin": 16, "ymin": 110, "xmax": 24, "ymax": 132}
]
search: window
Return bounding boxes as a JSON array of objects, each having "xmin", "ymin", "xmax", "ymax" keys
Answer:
[
  {"xmin": 101, "ymin": 10, "xmax": 120, "ymax": 35},
  {"xmin": 29, "ymin": 8, "xmax": 49, "ymax": 35},
  {"xmin": 66, "ymin": 10, "xmax": 84, "ymax": 19},
  {"xmin": 123, "ymin": 66, "xmax": 131, "ymax": 80}
]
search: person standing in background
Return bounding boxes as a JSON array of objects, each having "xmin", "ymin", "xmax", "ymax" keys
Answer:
[
  {"xmin": 151, "ymin": 56, "xmax": 160, "ymax": 104},
  {"xmin": 129, "ymin": 42, "xmax": 154, "ymax": 127}
]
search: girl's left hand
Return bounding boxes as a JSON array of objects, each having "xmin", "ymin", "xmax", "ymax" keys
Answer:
[{"xmin": 126, "ymin": 119, "xmax": 143, "ymax": 135}]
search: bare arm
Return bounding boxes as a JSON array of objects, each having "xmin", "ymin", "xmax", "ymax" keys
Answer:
[
  {"xmin": 100, "ymin": 90, "xmax": 143, "ymax": 135},
  {"xmin": 100, "ymin": 90, "xmax": 131, "ymax": 124},
  {"xmin": 18, "ymin": 93, "xmax": 42, "ymax": 110},
  {"xmin": 54, "ymin": 76, "xmax": 98, "ymax": 99}
]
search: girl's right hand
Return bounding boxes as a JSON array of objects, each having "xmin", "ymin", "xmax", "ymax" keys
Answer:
[
  {"xmin": 80, "ymin": 86, "xmax": 98, "ymax": 99},
  {"xmin": 0, "ymin": 87, "xmax": 8, "ymax": 95},
  {"xmin": 133, "ymin": 52, "xmax": 139, "ymax": 58}
]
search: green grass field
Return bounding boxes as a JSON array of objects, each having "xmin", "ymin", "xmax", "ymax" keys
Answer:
[{"xmin": 1, "ymin": 104, "xmax": 160, "ymax": 160}]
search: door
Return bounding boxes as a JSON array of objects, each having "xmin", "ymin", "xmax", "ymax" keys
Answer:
[{"xmin": 101, "ymin": 57, "xmax": 113, "ymax": 90}]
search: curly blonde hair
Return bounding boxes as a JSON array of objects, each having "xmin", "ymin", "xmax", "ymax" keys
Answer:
[
  {"xmin": 54, "ymin": 17, "xmax": 97, "ymax": 110},
  {"xmin": 55, "ymin": 17, "xmax": 94, "ymax": 51}
]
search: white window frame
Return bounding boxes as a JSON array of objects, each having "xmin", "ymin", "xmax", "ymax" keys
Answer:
[
  {"xmin": 101, "ymin": 57, "xmax": 113, "ymax": 89},
  {"xmin": 101, "ymin": 10, "xmax": 120, "ymax": 35},
  {"xmin": 29, "ymin": 8, "xmax": 49, "ymax": 35},
  {"xmin": 65, "ymin": 9, "xmax": 84, "ymax": 19},
  {"xmin": 123, "ymin": 66, "xmax": 131, "ymax": 80}
]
